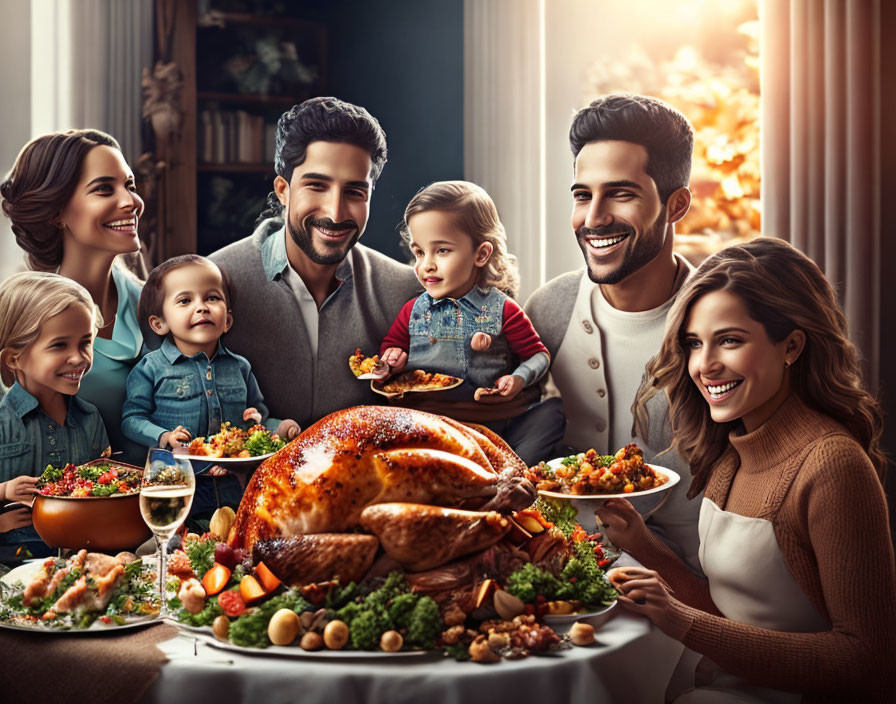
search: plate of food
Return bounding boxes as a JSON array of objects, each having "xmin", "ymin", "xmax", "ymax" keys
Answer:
[
  {"xmin": 0, "ymin": 551, "xmax": 161, "ymax": 633},
  {"xmin": 371, "ymin": 369, "xmax": 463, "ymax": 398},
  {"xmin": 348, "ymin": 348, "xmax": 390, "ymax": 380},
  {"xmin": 528, "ymin": 444, "xmax": 680, "ymax": 531},
  {"xmin": 173, "ymin": 422, "xmax": 285, "ymax": 465}
]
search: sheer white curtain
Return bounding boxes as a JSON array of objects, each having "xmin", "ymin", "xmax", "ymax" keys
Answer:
[
  {"xmin": 463, "ymin": 0, "xmax": 545, "ymax": 301},
  {"xmin": 30, "ymin": 0, "xmax": 153, "ymax": 165},
  {"xmin": 760, "ymin": 0, "xmax": 881, "ymax": 388}
]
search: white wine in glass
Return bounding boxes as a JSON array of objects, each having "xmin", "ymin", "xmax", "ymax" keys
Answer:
[{"xmin": 140, "ymin": 448, "xmax": 195, "ymax": 616}]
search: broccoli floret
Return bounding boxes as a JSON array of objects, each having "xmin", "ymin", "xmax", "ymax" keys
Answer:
[
  {"xmin": 404, "ymin": 596, "xmax": 442, "ymax": 649},
  {"xmin": 387, "ymin": 592, "xmax": 418, "ymax": 629},
  {"xmin": 505, "ymin": 563, "xmax": 562, "ymax": 603},
  {"xmin": 348, "ymin": 609, "xmax": 384, "ymax": 650}
]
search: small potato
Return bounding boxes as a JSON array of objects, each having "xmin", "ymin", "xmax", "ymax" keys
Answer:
[
  {"xmin": 380, "ymin": 630, "xmax": 403, "ymax": 652},
  {"xmin": 323, "ymin": 620, "xmax": 349, "ymax": 650},
  {"xmin": 268, "ymin": 608, "xmax": 301, "ymax": 646},
  {"xmin": 300, "ymin": 631, "xmax": 324, "ymax": 651},
  {"xmin": 569, "ymin": 622, "xmax": 595, "ymax": 646},
  {"xmin": 212, "ymin": 615, "xmax": 230, "ymax": 640}
]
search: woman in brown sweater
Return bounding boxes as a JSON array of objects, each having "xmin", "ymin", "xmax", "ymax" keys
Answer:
[{"xmin": 598, "ymin": 238, "xmax": 896, "ymax": 702}]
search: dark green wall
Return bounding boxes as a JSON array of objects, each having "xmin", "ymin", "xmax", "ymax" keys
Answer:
[{"xmin": 299, "ymin": 0, "xmax": 465, "ymax": 263}]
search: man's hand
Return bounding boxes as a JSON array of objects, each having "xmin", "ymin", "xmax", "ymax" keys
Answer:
[
  {"xmin": 379, "ymin": 347, "xmax": 408, "ymax": 375},
  {"xmin": 275, "ymin": 419, "xmax": 301, "ymax": 440},
  {"xmin": 3, "ymin": 475, "xmax": 38, "ymax": 504},
  {"xmin": 0, "ymin": 507, "xmax": 33, "ymax": 533},
  {"xmin": 160, "ymin": 426, "xmax": 192, "ymax": 449}
]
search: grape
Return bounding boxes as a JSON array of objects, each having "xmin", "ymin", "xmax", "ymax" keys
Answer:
[{"xmin": 214, "ymin": 542, "xmax": 237, "ymax": 569}]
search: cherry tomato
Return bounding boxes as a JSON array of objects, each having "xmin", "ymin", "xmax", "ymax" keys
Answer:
[{"xmin": 217, "ymin": 590, "xmax": 246, "ymax": 617}]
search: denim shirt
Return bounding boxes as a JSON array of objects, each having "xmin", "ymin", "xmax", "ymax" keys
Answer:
[
  {"xmin": 121, "ymin": 338, "xmax": 276, "ymax": 449},
  {"xmin": 0, "ymin": 383, "xmax": 110, "ymax": 482},
  {"xmin": 408, "ymin": 287, "xmax": 515, "ymax": 391}
]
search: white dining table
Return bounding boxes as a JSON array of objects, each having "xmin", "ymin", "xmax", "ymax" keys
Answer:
[{"xmin": 142, "ymin": 557, "xmax": 685, "ymax": 704}]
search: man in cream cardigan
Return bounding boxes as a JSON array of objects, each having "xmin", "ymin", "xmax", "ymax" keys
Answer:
[
  {"xmin": 526, "ymin": 93, "xmax": 702, "ymax": 573},
  {"xmin": 211, "ymin": 97, "xmax": 420, "ymax": 428}
]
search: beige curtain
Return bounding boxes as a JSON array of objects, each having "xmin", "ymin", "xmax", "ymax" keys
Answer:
[{"xmin": 760, "ymin": 0, "xmax": 880, "ymax": 388}]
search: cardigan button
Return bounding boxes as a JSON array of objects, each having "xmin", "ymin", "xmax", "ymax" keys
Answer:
[
  {"xmin": 429, "ymin": 337, "xmax": 437, "ymax": 345},
  {"xmin": 588, "ymin": 357, "xmax": 600, "ymax": 369},
  {"xmin": 582, "ymin": 320, "xmax": 593, "ymax": 334},
  {"xmin": 597, "ymin": 389, "xmax": 606, "ymax": 398},
  {"xmin": 595, "ymin": 418, "xmax": 607, "ymax": 432}
]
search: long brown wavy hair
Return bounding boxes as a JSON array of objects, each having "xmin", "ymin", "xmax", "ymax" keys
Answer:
[
  {"xmin": 633, "ymin": 237, "xmax": 885, "ymax": 497},
  {"xmin": 1, "ymin": 130, "xmax": 123, "ymax": 271},
  {"xmin": 401, "ymin": 181, "xmax": 520, "ymax": 299}
]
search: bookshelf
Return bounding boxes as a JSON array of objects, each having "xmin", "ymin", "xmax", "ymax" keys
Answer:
[{"xmin": 151, "ymin": 1, "xmax": 327, "ymax": 259}]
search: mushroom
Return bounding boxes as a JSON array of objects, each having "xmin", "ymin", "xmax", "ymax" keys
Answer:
[
  {"xmin": 323, "ymin": 620, "xmax": 349, "ymax": 650},
  {"xmin": 469, "ymin": 636, "xmax": 500, "ymax": 663},
  {"xmin": 380, "ymin": 630, "xmax": 403, "ymax": 652},
  {"xmin": 569, "ymin": 622, "xmax": 596, "ymax": 646},
  {"xmin": 177, "ymin": 578, "xmax": 206, "ymax": 614}
]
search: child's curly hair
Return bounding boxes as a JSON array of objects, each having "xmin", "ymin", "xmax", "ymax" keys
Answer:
[{"xmin": 400, "ymin": 181, "xmax": 520, "ymax": 299}]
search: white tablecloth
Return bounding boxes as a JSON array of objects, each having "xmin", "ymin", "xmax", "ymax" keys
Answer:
[{"xmin": 145, "ymin": 607, "xmax": 683, "ymax": 704}]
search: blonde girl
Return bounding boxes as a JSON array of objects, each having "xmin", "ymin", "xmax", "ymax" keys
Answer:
[
  {"xmin": 377, "ymin": 181, "xmax": 564, "ymax": 465},
  {"xmin": 0, "ymin": 272, "xmax": 110, "ymax": 480}
]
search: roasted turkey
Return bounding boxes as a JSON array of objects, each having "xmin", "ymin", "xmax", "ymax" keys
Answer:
[{"xmin": 230, "ymin": 405, "xmax": 536, "ymax": 584}]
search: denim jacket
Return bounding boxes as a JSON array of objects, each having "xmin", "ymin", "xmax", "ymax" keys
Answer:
[
  {"xmin": 121, "ymin": 338, "xmax": 276, "ymax": 448},
  {"xmin": 0, "ymin": 383, "xmax": 109, "ymax": 482}
]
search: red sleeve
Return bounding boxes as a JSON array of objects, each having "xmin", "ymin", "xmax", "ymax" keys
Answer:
[
  {"xmin": 380, "ymin": 299, "xmax": 415, "ymax": 354},
  {"xmin": 501, "ymin": 299, "xmax": 549, "ymax": 360}
]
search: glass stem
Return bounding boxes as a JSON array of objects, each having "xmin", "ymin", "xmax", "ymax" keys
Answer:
[{"xmin": 157, "ymin": 533, "xmax": 168, "ymax": 615}]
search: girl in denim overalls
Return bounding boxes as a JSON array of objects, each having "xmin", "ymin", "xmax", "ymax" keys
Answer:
[{"xmin": 379, "ymin": 181, "xmax": 564, "ymax": 465}]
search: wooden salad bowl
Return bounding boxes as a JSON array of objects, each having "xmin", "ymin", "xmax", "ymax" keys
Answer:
[{"xmin": 32, "ymin": 492, "xmax": 151, "ymax": 553}]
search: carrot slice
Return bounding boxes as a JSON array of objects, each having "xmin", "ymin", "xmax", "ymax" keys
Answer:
[
  {"xmin": 201, "ymin": 563, "xmax": 232, "ymax": 596},
  {"xmin": 255, "ymin": 561, "xmax": 282, "ymax": 593}
]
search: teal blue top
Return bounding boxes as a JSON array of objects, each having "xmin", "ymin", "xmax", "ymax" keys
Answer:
[
  {"xmin": 77, "ymin": 264, "xmax": 146, "ymax": 465},
  {"xmin": 0, "ymin": 383, "xmax": 109, "ymax": 482}
]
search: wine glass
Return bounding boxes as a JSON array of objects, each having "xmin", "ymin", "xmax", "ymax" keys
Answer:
[{"xmin": 140, "ymin": 448, "xmax": 195, "ymax": 617}]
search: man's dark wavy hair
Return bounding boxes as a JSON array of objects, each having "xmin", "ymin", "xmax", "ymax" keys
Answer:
[
  {"xmin": 569, "ymin": 93, "xmax": 694, "ymax": 204},
  {"xmin": 258, "ymin": 97, "xmax": 387, "ymax": 223},
  {"xmin": 275, "ymin": 96, "xmax": 387, "ymax": 184}
]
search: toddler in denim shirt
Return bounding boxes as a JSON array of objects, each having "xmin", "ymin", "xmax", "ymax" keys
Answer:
[
  {"xmin": 378, "ymin": 182, "xmax": 564, "ymax": 465},
  {"xmin": 122, "ymin": 255, "xmax": 298, "ymax": 512}
]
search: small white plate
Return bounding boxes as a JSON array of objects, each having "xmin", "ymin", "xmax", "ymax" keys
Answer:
[{"xmin": 542, "ymin": 600, "xmax": 617, "ymax": 632}]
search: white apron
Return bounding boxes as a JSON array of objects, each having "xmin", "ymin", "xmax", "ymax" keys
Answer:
[{"xmin": 674, "ymin": 498, "xmax": 831, "ymax": 704}]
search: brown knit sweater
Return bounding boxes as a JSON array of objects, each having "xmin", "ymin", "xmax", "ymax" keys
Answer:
[{"xmin": 628, "ymin": 394, "xmax": 896, "ymax": 702}]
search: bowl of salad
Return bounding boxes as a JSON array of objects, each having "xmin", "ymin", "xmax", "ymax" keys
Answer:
[{"xmin": 31, "ymin": 460, "xmax": 151, "ymax": 552}]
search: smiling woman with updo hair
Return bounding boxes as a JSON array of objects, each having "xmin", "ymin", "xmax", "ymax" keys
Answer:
[{"xmin": 1, "ymin": 129, "xmax": 148, "ymax": 463}]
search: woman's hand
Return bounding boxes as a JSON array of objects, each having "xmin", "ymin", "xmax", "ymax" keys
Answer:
[
  {"xmin": 594, "ymin": 498, "xmax": 652, "ymax": 552},
  {"xmin": 275, "ymin": 419, "xmax": 301, "ymax": 440},
  {"xmin": 0, "ymin": 507, "xmax": 33, "ymax": 533},
  {"xmin": 379, "ymin": 347, "xmax": 408, "ymax": 375},
  {"xmin": 160, "ymin": 426, "xmax": 192, "ymax": 449},
  {"xmin": 3, "ymin": 475, "xmax": 39, "ymax": 504},
  {"xmin": 608, "ymin": 566, "xmax": 683, "ymax": 637}
]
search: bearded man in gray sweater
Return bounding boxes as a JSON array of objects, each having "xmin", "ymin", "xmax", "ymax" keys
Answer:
[{"xmin": 210, "ymin": 97, "xmax": 421, "ymax": 428}]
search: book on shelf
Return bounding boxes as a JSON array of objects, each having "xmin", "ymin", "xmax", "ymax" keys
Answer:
[{"xmin": 198, "ymin": 108, "xmax": 268, "ymax": 165}]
